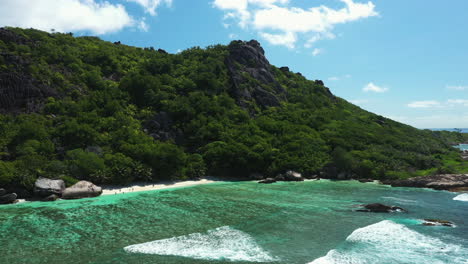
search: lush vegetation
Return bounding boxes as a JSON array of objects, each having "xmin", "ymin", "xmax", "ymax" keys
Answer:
[{"xmin": 0, "ymin": 27, "xmax": 466, "ymax": 191}]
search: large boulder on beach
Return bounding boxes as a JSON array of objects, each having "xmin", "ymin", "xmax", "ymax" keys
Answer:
[
  {"xmin": 62, "ymin": 181, "xmax": 102, "ymax": 199},
  {"xmin": 0, "ymin": 188, "xmax": 6, "ymax": 196},
  {"xmin": 0, "ymin": 193, "xmax": 17, "ymax": 204},
  {"xmin": 357, "ymin": 203, "xmax": 406, "ymax": 213},
  {"xmin": 284, "ymin": 171, "xmax": 304, "ymax": 181},
  {"xmin": 34, "ymin": 177, "xmax": 66, "ymax": 197},
  {"xmin": 390, "ymin": 174, "xmax": 468, "ymax": 190}
]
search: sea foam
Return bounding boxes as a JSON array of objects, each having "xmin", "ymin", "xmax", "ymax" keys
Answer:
[
  {"xmin": 309, "ymin": 220, "xmax": 467, "ymax": 264},
  {"xmin": 124, "ymin": 226, "xmax": 276, "ymax": 262},
  {"xmin": 453, "ymin": 193, "xmax": 468, "ymax": 202}
]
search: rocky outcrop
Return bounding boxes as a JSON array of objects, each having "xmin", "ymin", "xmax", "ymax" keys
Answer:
[
  {"xmin": 273, "ymin": 170, "xmax": 305, "ymax": 182},
  {"xmin": 62, "ymin": 181, "xmax": 102, "ymax": 199},
  {"xmin": 0, "ymin": 193, "xmax": 17, "ymax": 204},
  {"xmin": 258, "ymin": 178, "xmax": 276, "ymax": 184},
  {"xmin": 357, "ymin": 203, "xmax": 406, "ymax": 213},
  {"xmin": 34, "ymin": 177, "xmax": 66, "ymax": 197},
  {"xmin": 422, "ymin": 219, "xmax": 455, "ymax": 227},
  {"xmin": 390, "ymin": 174, "xmax": 468, "ymax": 190},
  {"xmin": 226, "ymin": 40, "xmax": 286, "ymax": 110},
  {"xmin": 0, "ymin": 188, "xmax": 6, "ymax": 196}
]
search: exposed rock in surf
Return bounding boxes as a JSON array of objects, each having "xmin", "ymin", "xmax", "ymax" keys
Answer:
[
  {"xmin": 258, "ymin": 178, "xmax": 276, "ymax": 184},
  {"xmin": 0, "ymin": 192, "xmax": 18, "ymax": 204},
  {"xmin": 390, "ymin": 174, "xmax": 468, "ymax": 190},
  {"xmin": 41, "ymin": 194, "xmax": 59, "ymax": 202},
  {"xmin": 34, "ymin": 177, "xmax": 66, "ymax": 197},
  {"xmin": 62, "ymin": 181, "xmax": 102, "ymax": 199},
  {"xmin": 357, "ymin": 203, "xmax": 406, "ymax": 213},
  {"xmin": 422, "ymin": 219, "xmax": 455, "ymax": 227},
  {"xmin": 283, "ymin": 171, "xmax": 304, "ymax": 181}
]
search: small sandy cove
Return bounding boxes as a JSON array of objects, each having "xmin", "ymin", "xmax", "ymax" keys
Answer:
[{"xmin": 101, "ymin": 178, "xmax": 219, "ymax": 196}]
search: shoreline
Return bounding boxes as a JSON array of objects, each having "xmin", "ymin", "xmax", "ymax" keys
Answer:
[{"xmin": 101, "ymin": 178, "xmax": 222, "ymax": 196}]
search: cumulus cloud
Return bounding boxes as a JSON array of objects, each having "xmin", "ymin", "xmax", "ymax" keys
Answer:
[
  {"xmin": 213, "ymin": 0, "xmax": 378, "ymax": 48},
  {"xmin": 407, "ymin": 101, "xmax": 441, "ymax": 108},
  {"xmin": 363, "ymin": 82, "xmax": 388, "ymax": 93},
  {"xmin": 0, "ymin": 0, "xmax": 139, "ymax": 35},
  {"xmin": 126, "ymin": 0, "xmax": 172, "ymax": 16}
]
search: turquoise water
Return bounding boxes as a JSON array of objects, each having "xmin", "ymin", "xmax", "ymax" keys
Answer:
[
  {"xmin": 455, "ymin": 144, "xmax": 468, "ymax": 151},
  {"xmin": 0, "ymin": 180, "xmax": 467, "ymax": 264}
]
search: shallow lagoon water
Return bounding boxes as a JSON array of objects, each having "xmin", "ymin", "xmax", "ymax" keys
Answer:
[{"xmin": 0, "ymin": 180, "xmax": 467, "ymax": 264}]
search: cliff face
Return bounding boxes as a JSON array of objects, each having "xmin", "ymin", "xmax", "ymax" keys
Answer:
[
  {"xmin": 0, "ymin": 28, "xmax": 56, "ymax": 113},
  {"xmin": 226, "ymin": 40, "xmax": 286, "ymax": 111}
]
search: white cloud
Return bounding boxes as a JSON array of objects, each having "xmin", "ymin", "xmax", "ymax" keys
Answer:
[
  {"xmin": 138, "ymin": 18, "xmax": 149, "ymax": 32},
  {"xmin": 312, "ymin": 48, "xmax": 322, "ymax": 56},
  {"xmin": 363, "ymin": 82, "xmax": 388, "ymax": 93},
  {"xmin": 228, "ymin": 33, "xmax": 238, "ymax": 39},
  {"xmin": 259, "ymin": 31, "xmax": 296, "ymax": 48},
  {"xmin": 407, "ymin": 100, "xmax": 441, "ymax": 108},
  {"xmin": 213, "ymin": 0, "xmax": 378, "ymax": 48},
  {"xmin": 0, "ymin": 0, "xmax": 135, "ymax": 35},
  {"xmin": 447, "ymin": 99, "xmax": 468, "ymax": 107},
  {"xmin": 127, "ymin": 0, "xmax": 172, "ymax": 16},
  {"xmin": 329, "ymin": 76, "xmax": 340, "ymax": 81},
  {"xmin": 447, "ymin": 85, "xmax": 468, "ymax": 91}
]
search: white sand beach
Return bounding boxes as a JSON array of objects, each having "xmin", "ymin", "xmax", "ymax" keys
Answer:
[{"xmin": 101, "ymin": 178, "xmax": 220, "ymax": 196}]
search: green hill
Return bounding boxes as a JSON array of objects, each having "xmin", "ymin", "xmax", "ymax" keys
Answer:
[{"xmin": 0, "ymin": 27, "xmax": 466, "ymax": 192}]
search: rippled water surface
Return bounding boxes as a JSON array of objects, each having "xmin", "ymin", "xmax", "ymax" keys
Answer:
[{"xmin": 1, "ymin": 180, "xmax": 467, "ymax": 264}]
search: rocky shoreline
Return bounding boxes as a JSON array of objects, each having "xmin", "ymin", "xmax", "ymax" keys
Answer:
[
  {"xmin": 386, "ymin": 174, "xmax": 468, "ymax": 191},
  {"xmin": 0, "ymin": 177, "xmax": 102, "ymax": 205}
]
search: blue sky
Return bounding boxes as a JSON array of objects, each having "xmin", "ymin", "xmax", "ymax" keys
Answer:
[{"xmin": 1, "ymin": 0, "xmax": 467, "ymax": 128}]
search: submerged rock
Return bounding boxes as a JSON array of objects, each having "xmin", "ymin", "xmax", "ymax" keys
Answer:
[
  {"xmin": 0, "ymin": 193, "xmax": 17, "ymax": 204},
  {"xmin": 423, "ymin": 219, "xmax": 455, "ymax": 227},
  {"xmin": 258, "ymin": 178, "xmax": 276, "ymax": 184},
  {"xmin": 34, "ymin": 177, "xmax": 66, "ymax": 197},
  {"xmin": 62, "ymin": 181, "xmax": 102, "ymax": 199},
  {"xmin": 357, "ymin": 203, "xmax": 406, "ymax": 213}
]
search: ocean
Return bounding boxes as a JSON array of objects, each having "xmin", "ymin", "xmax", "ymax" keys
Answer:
[
  {"xmin": 0, "ymin": 180, "xmax": 467, "ymax": 264},
  {"xmin": 430, "ymin": 128, "xmax": 468, "ymax": 133}
]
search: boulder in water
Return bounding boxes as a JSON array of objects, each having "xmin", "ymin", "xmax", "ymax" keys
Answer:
[
  {"xmin": 0, "ymin": 193, "xmax": 17, "ymax": 204},
  {"xmin": 258, "ymin": 178, "xmax": 276, "ymax": 184},
  {"xmin": 283, "ymin": 171, "xmax": 304, "ymax": 182},
  {"xmin": 62, "ymin": 181, "xmax": 102, "ymax": 199},
  {"xmin": 41, "ymin": 194, "xmax": 59, "ymax": 202},
  {"xmin": 34, "ymin": 177, "xmax": 65, "ymax": 197},
  {"xmin": 423, "ymin": 219, "xmax": 455, "ymax": 227},
  {"xmin": 357, "ymin": 203, "xmax": 406, "ymax": 213}
]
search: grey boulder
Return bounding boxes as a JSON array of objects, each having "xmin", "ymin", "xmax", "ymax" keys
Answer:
[
  {"xmin": 0, "ymin": 193, "xmax": 17, "ymax": 204},
  {"xmin": 62, "ymin": 181, "xmax": 102, "ymax": 199},
  {"xmin": 34, "ymin": 177, "xmax": 66, "ymax": 197}
]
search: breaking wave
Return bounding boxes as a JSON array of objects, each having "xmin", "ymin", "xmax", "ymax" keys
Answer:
[
  {"xmin": 124, "ymin": 226, "xmax": 277, "ymax": 262},
  {"xmin": 453, "ymin": 193, "xmax": 468, "ymax": 202},
  {"xmin": 308, "ymin": 220, "xmax": 466, "ymax": 264}
]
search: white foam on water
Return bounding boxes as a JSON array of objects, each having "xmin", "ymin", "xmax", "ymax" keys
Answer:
[
  {"xmin": 124, "ymin": 226, "xmax": 277, "ymax": 262},
  {"xmin": 308, "ymin": 220, "xmax": 467, "ymax": 264},
  {"xmin": 453, "ymin": 193, "xmax": 468, "ymax": 202}
]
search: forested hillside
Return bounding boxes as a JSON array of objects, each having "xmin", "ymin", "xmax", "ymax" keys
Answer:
[{"xmin": 0, "ymin": 27, "xmax": 466, "ymax": 192}]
